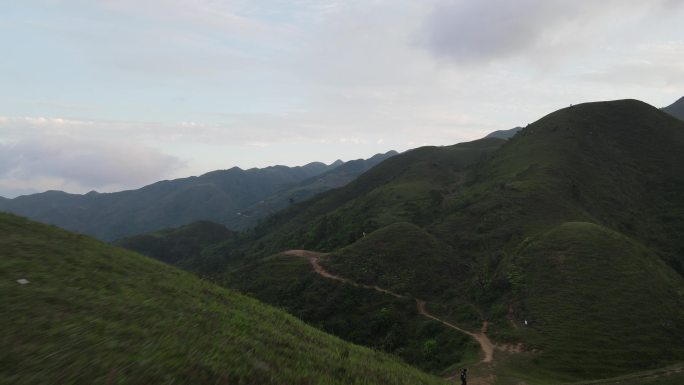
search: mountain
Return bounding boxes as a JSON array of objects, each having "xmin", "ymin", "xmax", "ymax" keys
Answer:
[
  {"xmin": 663, "ymin": 95, "xmax": 684, "ymax": 120},
  {"xmin": 223, "ymin": 150, "xmax": 399, "ymax": 230},
  {"xmin": 484, "ymin": 126, "xmax": 522, "ymax": 139},
  {"xmin": 0, "ymin": 151, "xmax": 396, "ymax": 240},
  {"xmin": 124, "ymin": 137, "xmax": 508, "ymax": 372},
  {"xmin": 123, "ymin": 99, "xmax": 684, "ymax": 383},
  {"xmin": 0, "ymin": 212, "xmax": 446, "ymax": 385}
]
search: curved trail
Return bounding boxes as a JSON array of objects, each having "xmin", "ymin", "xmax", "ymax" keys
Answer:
[
  {"xmin": 283, "ymin": 249, "xmax": 494, "ymax": 364},
  {"xmin": 416, "ymin": 300, "xmax": 494, "ymax": 363}
]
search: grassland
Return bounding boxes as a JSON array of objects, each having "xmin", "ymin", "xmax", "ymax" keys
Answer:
[
  {"xmin": 1, "ymin": 213, "xmax": 449, "ymax": 385},
  {"xmin": 510, "ymin": 222, "xmax": 684, "ymax": 379}
]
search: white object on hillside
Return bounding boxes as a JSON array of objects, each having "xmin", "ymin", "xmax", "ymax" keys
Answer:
[{"xmin": 17, "ymin": 278, "xmax": 30, "ymax": 285}]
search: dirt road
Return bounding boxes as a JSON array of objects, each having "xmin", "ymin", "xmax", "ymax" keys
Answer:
[{"xmin": 283, "ymin": 249, "xmax": 494, "ymax": 363}]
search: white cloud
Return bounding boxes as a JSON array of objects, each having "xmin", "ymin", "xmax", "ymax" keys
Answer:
[
  {"xmin": 2, "ymin": 0, "xmax": 684, "ymax": 198},
  {"xmin": 419, "ymin": 0, "xmax": 684, "ymax": 65},
  {"xmin": 0, "ymin": 135, "xmax": 182, "ymax": 195}
]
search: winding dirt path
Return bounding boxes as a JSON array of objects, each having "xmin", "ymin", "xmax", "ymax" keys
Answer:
[
  {"xmin": 283, "ymin": 249, "xmax": 494, "ymax": 363},
  {"xmin": 416, "ymin": 300, "xmax": 494, "ymax": 363}
]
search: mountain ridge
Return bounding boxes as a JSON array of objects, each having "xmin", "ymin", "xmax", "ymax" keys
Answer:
[{"xmin": 0, "ymin": 151, "xmax": 396, "ymax": 240}]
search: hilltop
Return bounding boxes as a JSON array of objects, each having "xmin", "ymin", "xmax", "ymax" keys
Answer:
[
  {"xmin": 0, "ymin": 212, "xmax": 447, "ymax": 385},
  {"xmin": 0, "ymin": 151, "xmax": 396, "ymax": 240},
  {"xmin": 123, "ymin": 99, "xmax": 684, "ymax": 383}
]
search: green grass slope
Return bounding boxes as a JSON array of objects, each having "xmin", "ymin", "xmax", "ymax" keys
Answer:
[
  {"xmin": 0, "ymin": 213, "xmax": 447, "ymax": 385},
  {"xmin": 249, "ymin": 138, "xmax": 505, "ymax": 254},
  {"xmin": 510, "ymin": 222, "xmax": 684, "ymax": 380},
  {"xmin": 323, "ymin": 222, "xmax": 462, "ymax": 299}
]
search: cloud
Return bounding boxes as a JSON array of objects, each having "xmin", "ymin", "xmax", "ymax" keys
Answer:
[
  {"xmin": 419, "ymin": 0, "xmax": 683, "ymax": 65},
  {"xmin": 580, "ymin": 42, "xmax": 684, "ymax": 89},
  {"xmin": 0, "ymin": 135, "xmax": 182, "ymax": 194}
]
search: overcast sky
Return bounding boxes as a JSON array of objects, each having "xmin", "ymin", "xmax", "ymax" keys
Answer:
[{"xmin": 1, "ymin": 0, "xmax": 683, "ymax": 197}]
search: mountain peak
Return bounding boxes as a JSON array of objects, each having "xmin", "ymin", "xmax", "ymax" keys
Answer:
[
  {"xmin": 484, "ymin": 126, "xmax": 522, "ymax": 140},
  {"xmin": 663, "ymin": 95, "xmax": 684, "ymax": 120}
]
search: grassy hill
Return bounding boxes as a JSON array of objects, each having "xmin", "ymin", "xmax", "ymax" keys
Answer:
[
  {"xmin": 247, "ymin": 137, "xmax": 506, "ymax": 255},
  {"xmin": 122, "ymin": 99, "xmax": 684, "ymax": 382},
  {"xmin": 324, "ymin": 222, "xmax": 461, "ymax": 299},
  {"xmin": 511, "ymin": 222, "xmax": 684, "ymax": 379},
  {"xmin": 0, "ymin": 212, "xmax": 448, "ymax": 385}
]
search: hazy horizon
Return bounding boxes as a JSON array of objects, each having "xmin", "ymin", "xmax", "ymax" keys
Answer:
[{"xmin": 1, "ymin": 0, "xmax": 683, "ymax": 197}]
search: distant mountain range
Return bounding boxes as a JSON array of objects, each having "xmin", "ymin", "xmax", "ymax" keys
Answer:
[
  {"xmin": 663, "ymin": 96, "xmax": 684, "ymax": 120},
  {"xmin": 484, "ymin": 126, "xmax": 522, "ymax": 139},
  {"xmin": 0, "ymin": 151, "xmax": 396, "ymax": 240}
]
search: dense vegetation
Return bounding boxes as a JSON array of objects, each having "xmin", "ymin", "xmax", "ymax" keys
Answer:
[
  {"xmin": 228, "ymin": 253, "xmax": 479, "ymax": 373},
  {"xmin": 115, "ymin": 220, "xmax": 239, "ymax": 274},
  {"xmin": 0, "ymin": 213, "xmax": 449, "ymax": 385},
  {"xmin": 0, "ymin": 151, "xmax": 396, "ymax": 240}
]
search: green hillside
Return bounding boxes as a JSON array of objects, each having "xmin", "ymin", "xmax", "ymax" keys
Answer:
[
  {"xmin": 122, "ymin": 99, "xmax": 684, "ymax": 383},
  {"xmin": 248, "ymin": 137, "xmax": 506, "ymax": 254},
  {"xmin": 115, "ymin": 220, "xmax": 238, "ymax": 274},
  {"xmin": 228, "ymin": 252, "xmax": 478, "ymax": 373},
  {"xmin": 0, "ymin": 213, "xmax": 448, "ymax": 385},
  {"xmin": 512, "ymin": 222, "xmax": 684, "ymax": 379},
  {"xmin": 324, "ymin": 222, "xmax": 462, "ymax": 299}
]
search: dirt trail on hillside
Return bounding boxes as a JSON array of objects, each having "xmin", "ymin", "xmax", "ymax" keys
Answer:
[
  {"xmin": 416, "ymin": 300, "xmax": 494, "ymax": 363},
  {"xmin": 283, "ymin": 249, "xmax": 494, "ymax": 364}
]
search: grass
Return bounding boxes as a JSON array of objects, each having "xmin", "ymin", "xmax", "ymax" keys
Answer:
[
  {"xmin": 1, "ymin": 213, "xmax": 448, "ymax": 385},
  {"xmin": 323, "ymin": 222, "xmax": 464, "ymax": 300},
  {"xmin": 511, "ymin": 222, "xmax": 684, "ymax": 379}
]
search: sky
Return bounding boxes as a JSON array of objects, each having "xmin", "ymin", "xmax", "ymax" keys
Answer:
[{"xmin": 1, "ymin": 0, "xmax": 683, "ymax": 197}]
